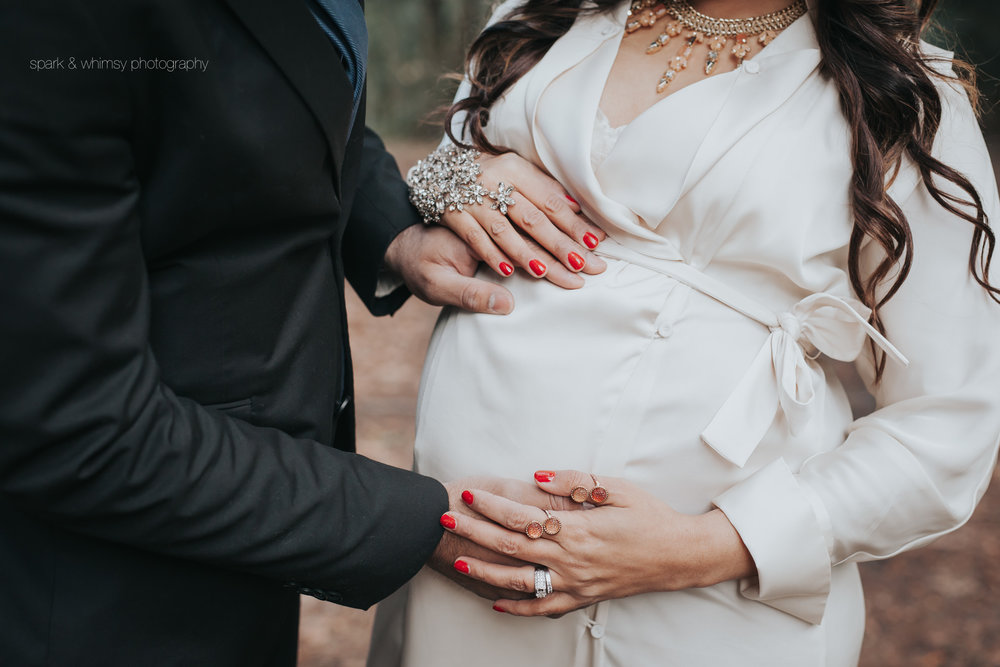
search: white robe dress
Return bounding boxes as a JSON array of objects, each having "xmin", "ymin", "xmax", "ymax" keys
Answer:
[{"xmin": 369, "ymin": 1, "xmax": 1000, "ymax": 665}]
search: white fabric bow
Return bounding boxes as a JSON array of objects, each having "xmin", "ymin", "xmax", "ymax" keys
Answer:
[{"xmin": 701, "ymin": 293, "xmax": 909, "ymax": 467}]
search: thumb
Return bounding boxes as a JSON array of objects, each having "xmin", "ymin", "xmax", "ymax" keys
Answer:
[
  {"xmin": 533, "ymin": 469, "xmax": 622, "ymax": 507},
  {"xmin": 426, "ymin": 264, "xmax": 514, "ymax": 315}
]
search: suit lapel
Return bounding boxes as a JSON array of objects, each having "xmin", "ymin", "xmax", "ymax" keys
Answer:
[{"xmin": 225, "ymin": 0, "xmax": 356, "ymax": 196}]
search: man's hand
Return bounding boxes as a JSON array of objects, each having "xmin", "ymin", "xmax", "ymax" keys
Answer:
[{"xmin": 384, "ymin": 224, "xmax": 515, "ymax": 315}]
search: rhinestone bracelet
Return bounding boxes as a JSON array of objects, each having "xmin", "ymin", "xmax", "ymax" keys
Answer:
[{"xmin": 407, "ymin": 145, "xmax": 491, "ymax": 225}]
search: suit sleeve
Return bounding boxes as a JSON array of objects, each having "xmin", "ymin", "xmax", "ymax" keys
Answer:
[
  {"xmin": 713, "ymin": 69, "xmax": 1000, "ymax": 624},
  {"xmin": 344, "ymin": 0, "xmax": 528, "ymax": 315},
  {"xmin": 0, "ymin": 0, "xmax": 447, "ymax": 610},
  {"xmin": 342, "ymin": 126, "xmax": 422, "ymax": 316}
]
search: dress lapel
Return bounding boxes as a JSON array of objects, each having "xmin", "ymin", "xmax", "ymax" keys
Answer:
[
  {"xmin": 225, "ymin": 0, "xmax": 356, "ymax": 196},
  {"xmin": 529, "ymin": 3, "xmax": 683, "ymax": 253},
  {"xmin": 599, "ymin": 13, "xmax": 822, "ymax": 232},
  {"xmin": 526, "ymin": 1, "xmax": 822, "ymax": 246}
]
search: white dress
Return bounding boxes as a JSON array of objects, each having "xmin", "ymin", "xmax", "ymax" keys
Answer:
[{"xmin": 369, "ymin": 1, "xmax": 1000, "ymax": 665}]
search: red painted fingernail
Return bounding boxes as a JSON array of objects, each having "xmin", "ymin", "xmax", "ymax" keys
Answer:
[
  {"xmin": 492, "ymin": 605, "xmax": 506, "ymax": 613},
  {"xmin": 583, "ymin": 233, "xmax": 599, "ymax": 249},
  {"xmin": 565, "ymin": 195, "xmax": 578, "ymax": 206},
  {"xmin": 529, "ymin": 259, "xmax": 546, "ymax": 276},
  {"xmin": 568, "ymin": 252, "xmax": 585, "ymax": 271},
  {"xmin": 461, "ymin": 490, "xmax": 474, "ymax": 505},
  {"xmin": 534, "ymin": 471, "xmax": 555, "ymax": 483},
  {"xmin": 454, "ymin": 560, "xmax": 470, "ymax": 574},
  {"xmin": 440, "ymin": 514, "xmax": 456, "ymax": 530},
  {"xmin": 499, "ymin": 262, "xmax": 514, "ymax": 276}
]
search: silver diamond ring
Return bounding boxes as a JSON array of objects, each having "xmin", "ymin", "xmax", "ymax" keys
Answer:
[
  {"xmin": 534, "ymin": 566, "xmax": 552, "ymax": 599},
  {"xmin": 488, "ymin": 182, "xmax": 516, "ymax": 216}
]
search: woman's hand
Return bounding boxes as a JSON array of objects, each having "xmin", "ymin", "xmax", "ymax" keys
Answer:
[
  {"xmin": 437, "ymin": 152, "xmax": 608, "ymax": 289},
  {"xmin": 439, "ymin": 470, "xmax": 756, "ymax": 617},
  {"xmin": 428, "ymin": 476, "xmax": 582, "ymax": 601}
]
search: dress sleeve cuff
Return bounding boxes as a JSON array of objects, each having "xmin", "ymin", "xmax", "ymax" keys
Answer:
[{"xmin": 712, "ymin": 458, "xmax": 832, "ymax": 625}]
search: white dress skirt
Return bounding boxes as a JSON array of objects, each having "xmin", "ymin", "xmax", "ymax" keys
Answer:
[{"xmin": 369, "ymin": 1, "xmax": 1000, "ymax": 665}]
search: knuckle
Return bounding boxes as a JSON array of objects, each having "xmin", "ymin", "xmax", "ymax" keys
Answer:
[
  {"xmin": 505, "ymin": 511, "xmax": 530, "ymax": 531},
  {"xmin": 521, "ymin": 208, "xmax": 547, "ymax": 230},
  {"xmin": 542, "ymin": 193, "xmax": 566, "ymax": 215},
  {"xmin": 549, "ymin": 495, "xmax": 574, "ymax": 512},
  {"xmin": 508, "ymin": 574, "xmax": 531, "ymax": 593},
  {"xmin": 463, "ymin": 227, "xmax": 486, "ymax": 248},
  {"xmin": 572, "ymin": 219, "xmax": 592, "ymax": 238},
  {"xmin": 496, "ymin": 535, "xmax": 521, "ymax": 557},
  {"xmin": 557, "ymin": 242, "xmax": 577, "ymax": 259},
  {"xmin": 489, "ymin": 218, "xmax": 510, "ymax": 236},
  {"xmin": 460, "ymin": 284, "xmax": 482, "ymax": 312}
]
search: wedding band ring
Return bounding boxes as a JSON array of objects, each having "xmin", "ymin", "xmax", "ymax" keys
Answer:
[
  {"xmin": 570, "ymin": 485, "xmax": 590, "ymax": 503},
  {"xmin": 534, "ymin": 567, "xmax": 550, "ymax": 599},
  {"xmin": 543, "ymin": 509, "xmax": 562, "ymax": 536},
  {"xmin": 589, "ymin": 474, "xmax": 609, "ymax": 504},
  {"xmin": 525, "ymin": 520, "xmax": 544, "ymax": 540}
]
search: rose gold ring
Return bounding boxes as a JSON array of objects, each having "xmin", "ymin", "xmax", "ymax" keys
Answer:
[
  {"xmin": 589, "ymin": 474, "xmax": 609, "ymax": 505},
  {"xmin": 542, "ymin": 509, "xmax": 562, "ymax": 536},
  {"xmin": 570, "ymin": 485, "xmax": 590, "ymax": 503},
  {"xmin": 525, "ymin": 520, "xmax": 544, "ymax": 540}
]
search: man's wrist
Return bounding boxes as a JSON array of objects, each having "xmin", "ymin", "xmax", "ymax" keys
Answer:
[{"xmin": 382, "ymin": 222, "xmax": 422, "ymax": 279}]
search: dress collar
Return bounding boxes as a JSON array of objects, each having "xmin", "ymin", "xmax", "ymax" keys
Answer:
[{"xmin": 527, "ymin": 1, "xmax": 823, "ymax": 245}]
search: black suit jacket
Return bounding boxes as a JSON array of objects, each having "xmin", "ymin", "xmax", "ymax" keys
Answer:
[{"xmin": 0, "ymin": 0, "xmax": 448, "ymax": 664}]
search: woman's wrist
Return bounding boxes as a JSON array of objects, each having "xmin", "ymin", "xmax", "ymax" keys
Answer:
[
  {"xmin": 644, "ymin": 508, "xmax": 755, "ymax": 594},
  {"xmin": 685, "ymin": 509, "xmax": 757, "ymax": 589}
]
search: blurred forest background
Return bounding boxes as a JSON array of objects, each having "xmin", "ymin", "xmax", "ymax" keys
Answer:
[
  {"xmin": 298, "ymin": 2, "xmax": 1000, "ymax": 666},
  {"xmin": 364, "ymin": 0, "xmax": 1000, "ymax": 142}
]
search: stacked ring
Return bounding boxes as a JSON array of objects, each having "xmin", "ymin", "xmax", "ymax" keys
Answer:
[
  {"xmin": 534, "ymin": 567, "xmax": 553, "ymax": 599},
  {"xmin": 570, "ymin": 486, "xmax": 590, "ymax": 503},
  {"xmin": 589, "ymin": 474, "xmax": 609, "ymax": 504},
  {"xmin": 571, "ymin": 474, "xmax": 610, "ymax": 504},
  {"xmin": 543, "ymin": 509, "xmax": 562, "ymax": 536}
]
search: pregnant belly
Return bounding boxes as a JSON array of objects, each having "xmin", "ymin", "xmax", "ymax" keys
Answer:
[{"xmin": 413, "ymin": 261, "xmax": 852, "ymax": 513}]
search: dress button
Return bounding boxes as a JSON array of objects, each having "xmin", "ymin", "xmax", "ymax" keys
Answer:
[
  {"xmin": 743, "ymin": 60, "xmax": 761, "ymax": 74},
  {"xmin": 590, "ymin": 624, "xmax": 605, "ymax": 639},
  {"xmin": 656, "ymin": 322, "xmax": 673, "ymax": 338}
]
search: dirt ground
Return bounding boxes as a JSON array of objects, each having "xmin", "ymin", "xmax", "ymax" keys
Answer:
[{"xmin": 296, "ymin": 141, "xmax": 1000, "ymax": 667}]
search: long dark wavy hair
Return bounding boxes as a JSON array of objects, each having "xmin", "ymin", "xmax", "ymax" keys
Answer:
[{"xmin": 446, "ymin": 0, "xmax": 999, "ymax": 380}]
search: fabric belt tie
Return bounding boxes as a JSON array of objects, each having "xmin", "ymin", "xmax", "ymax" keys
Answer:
[{"xmin": 595, "ymin": 242, "xmax": 909, "ymax": 468}]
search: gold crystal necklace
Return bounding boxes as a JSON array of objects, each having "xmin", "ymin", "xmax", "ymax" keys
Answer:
[{"xmin": 626, "ymin": 0, "xmax": 808, "ymax": 93}]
